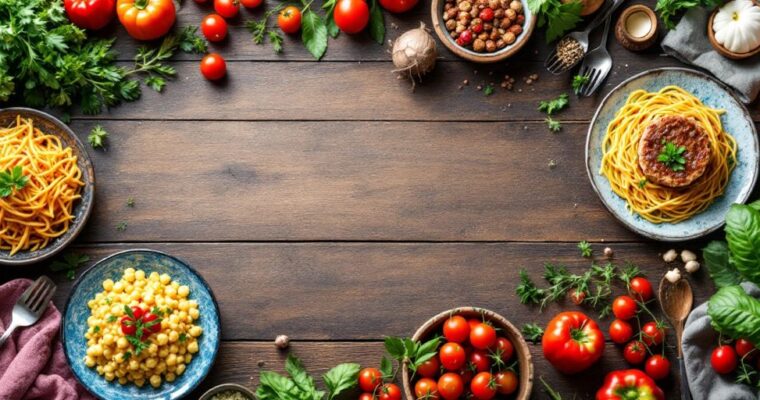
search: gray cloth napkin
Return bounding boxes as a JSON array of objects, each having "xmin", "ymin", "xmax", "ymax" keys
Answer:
[
  {"xmin": 662, "ymin": 8, "xmax": 760, "ymax": 104},
  {"xmin": 683, "ymin": 282, "xmax": 760, "ymax": 399}
]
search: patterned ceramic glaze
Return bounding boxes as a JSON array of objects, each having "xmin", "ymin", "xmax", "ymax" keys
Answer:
[
  {"xmin": 586, "ymin": 68, "xmax": 759, "ymax": 241},
  {"xmin": 62, "ymin": 250, "xmax": 220, "ymax": 400},
  {"xmin": 0, "ymin": 108, "xmax": 95, "ymax": 265}
]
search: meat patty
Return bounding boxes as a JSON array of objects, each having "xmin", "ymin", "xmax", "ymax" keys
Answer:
[{"xmin": 637, "ymin": 115, "xmax": 711, "ymax": 188}]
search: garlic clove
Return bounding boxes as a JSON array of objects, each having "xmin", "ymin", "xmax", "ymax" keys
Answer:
[
  {"xmin": 680, "ymin": 250, "xmax": 697, "ymax": 263},
  {"xmin": 685, "ymin": 260, "xmax": 701, "ymax": 273},
  {"xmin": 665, "ymin": 268, "xmax": 681, "ymax": 283},
  {"xmin": 663, "ymin": 249, "xmax": 678, "ymax": 263}
]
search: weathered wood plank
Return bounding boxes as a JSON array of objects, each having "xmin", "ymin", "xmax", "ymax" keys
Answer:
[
  {"xmin": 63, "ymin": 120, "xmax": 645, "ymax": 242},
  {"xmin": 0, "ymin": 242, "xmax": 714, "ymax": 340},
  {"xmin": 190, "ymin": 341, "xmax": 682, "ymax": 399}
]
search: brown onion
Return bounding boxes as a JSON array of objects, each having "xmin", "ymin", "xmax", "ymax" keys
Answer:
[{"xmin": 392, "ymin": 22, "xmax": 437, "ymax": 86}]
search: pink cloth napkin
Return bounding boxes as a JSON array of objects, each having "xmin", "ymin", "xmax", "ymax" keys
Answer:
[{"xmin": 0, "ymin": 279, "xmax": 94, "ymax": 400}]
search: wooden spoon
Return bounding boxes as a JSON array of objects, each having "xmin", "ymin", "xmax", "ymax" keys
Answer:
[{"xmin": 658, "ymin": 275, "xmax": 694, "ymax": 400}]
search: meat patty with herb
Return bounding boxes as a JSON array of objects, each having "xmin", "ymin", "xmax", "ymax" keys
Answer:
[{"xmin": 637, "ymin": 115, "xmax": 711, "ymax": 188}]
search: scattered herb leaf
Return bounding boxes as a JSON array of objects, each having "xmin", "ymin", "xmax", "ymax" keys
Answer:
[
  {"xmin": 484, "ymin": 84, "xmax": 495, "ymax": 96},
  {"xmin": 0, "ymin": 166, "xmax": 29, "ymax": 197},
  {"xmin": 571, "ymin": 74, "xmax": 589, "ymax": 95},
  {"xmin": 545, "ymin": 116, "xmax": 561, "ymax": 132},
  {"xmin": 537, "ymin": 93, "xmax": 569, "ymax": 115},
  {"xmin": 116, "ymin": 221, "xmax": 128, "ymax": 231},
  {"xmin": 578, "ymin": 240, "xmax": 592, "ymax": 257},
  {"xmin": 521, "ymin": 323, "xmax": 544, "ymax": 342},
  {"xmin": 88, "ymin": 125, "xmax": 108, "ymax": 149},
  {"xmin": 657, "ymin": 140, "xmax": 686, "ymax": 171}
]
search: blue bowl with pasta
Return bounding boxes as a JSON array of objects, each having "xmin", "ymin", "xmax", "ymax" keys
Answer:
[
  {"xmin": 586, "ymin": 68, "xmax": 758, "ymax": 241},
  {"xmin": 62, "ymin": 250, "xmax": 221, "ymax": 400}
]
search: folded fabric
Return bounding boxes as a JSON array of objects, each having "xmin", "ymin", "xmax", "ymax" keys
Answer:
[
  {"xmin": 662, "ymin": 8, "xmax": 760, "ymax": 104},
  {"xmin": 0, "ymin": 279, "xmax": 94, "ymax": 400},
  {"xmin": 682, "ymin": 282, "xmax": 760, "ymax": 400}
]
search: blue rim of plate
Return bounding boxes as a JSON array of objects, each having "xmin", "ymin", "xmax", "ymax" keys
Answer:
[
  {"xmin": 585, "ymin": 67, "xmax": 759, "ymax": 241},
  {"xmin": 61, "ymin": 249, "xmax": 221, "ymax": 400}
]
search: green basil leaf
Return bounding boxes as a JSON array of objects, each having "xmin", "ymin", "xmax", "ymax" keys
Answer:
[
  {"xmin": 384, "ymin": 336, "xmax": 406, "ymax": 359},
  {"xmin": 708, "ymin": 285, "xmax": 760, "ymax": 344},
  {"xmin": 368, "ymin": 0, "xmax": 385, "ymax": 45},
  {"xmin": 415, "ymin": 336, "xmax": 440, "ymax": 360},
  {"xmin": 749, "ymin": 199, "xmax": 760, "ymax": 212},
  {"xmin": 325, "ymin": 13, "xmax": 340, "ymax": 38},
  {"xmin": 725, "ymin": 204, "xmax": 760, "ymax": 285},
  {"xmin": 403, "ymin": 338, "xmax": 418, "ymax": 359},
  {"xmin": 380, "ymin": 356, "xmax": 393, "ymax": 377},
  {"xmin": 703, "ymin": 241, "xmax": 743, "ymax": 288},
  {"xmin": 323, "ymin": 363, "xmax": 360, "ymax": 400},
  {"xmin": 285, "ymin": 355, "xmax": 319, "ymax": 396},
  {"xmin": 301, "ymin": 10, "xmax": 328, "ymax": 60},
  {"xmin": 257, "ymin": 371, "xmax": 302, "ymax": 400}
]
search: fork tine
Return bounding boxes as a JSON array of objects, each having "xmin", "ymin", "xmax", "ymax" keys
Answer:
[
  {"xmin": 21, "ymin": 278, "xmax": 45, "ymax": 306},
  {"xmin": 30, "ymin": 278, "xmax": 55, "ymax": 315},
  {"xmin": 584, "ymin": 69, "xmax": 599, "ymax": 96}
]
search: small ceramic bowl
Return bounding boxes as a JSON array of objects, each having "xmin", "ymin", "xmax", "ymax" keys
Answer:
[
  {"xmin": 401, "ymin": 307, "xmax": 533, "ymax": 399},
  {"xmin": 199, "ymin": 383, "xmax": 256, "ymax": 400},
  {"xmin": 708, "ymin": 0, "xmax": 760, "ymax": 60},
  {"xmin": 431, "ymin": 0, "xmax": 537, "ymax": 63},
  {"xmin": 0, "ymin": 107, "xmax": 95, "ymax": 266}
]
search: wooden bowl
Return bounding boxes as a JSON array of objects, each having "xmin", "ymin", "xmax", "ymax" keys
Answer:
[
  {"xmin": 199, "ymin": 383, "xmax": 256, "ymax": 400},
  {"xmin": 431, "ymin": 0, "xmax": 537, "ymax": 63},
  {"xmin": 401, "ymin": 307, "xmax": 533, "ymax": 399},
  {"xmin": 708, "ymin": 1, "xmax": 760, "ymax": 60}
]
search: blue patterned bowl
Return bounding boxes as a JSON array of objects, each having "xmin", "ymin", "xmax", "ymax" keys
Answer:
[
  {"xmin": 586, "ymin": 68, "xmax": 759, "ymax": 241},
  {"xmin": 61, "ymin": 250, "xmax": 221, "ymax": 400}
]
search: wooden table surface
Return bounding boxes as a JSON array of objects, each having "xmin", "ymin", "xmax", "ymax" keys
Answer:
[{"xmin": 2, "ymin": 0, "xmax": 759, "ymax": 398}]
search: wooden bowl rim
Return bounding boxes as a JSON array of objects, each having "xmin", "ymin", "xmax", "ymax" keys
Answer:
[
  {"xmin": 198, "ymin": 383, "xmax": 256, "ymax": 400},
  {"xmin": 401, "ymin": 307, "xmax": 534, "ymax": 400},
  {"xmin": 430, "ymin": 0, "xmax": 537, "ymax": 63},
  {"xmin": 617, "ymin": 4, "xmax": 658, "ymax": 44},
  {"xmin": 707, "ymin": 1, "xmax": 760, "ymax": 60}
]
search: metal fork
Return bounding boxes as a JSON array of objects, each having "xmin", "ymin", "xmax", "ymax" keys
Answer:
[
  {"xmin": 544, "ymin": 0, "xmax": 625, "ymax": 74},
  {"xmin": 576, "ymin": 15, "xmax": 613, "ymax": 96},
  {"xmin": 0, "ymin": 276, "xmax": 56, "ymax": 347}
]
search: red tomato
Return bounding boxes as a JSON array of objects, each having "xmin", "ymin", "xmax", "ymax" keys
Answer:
[
  {"xmin": 358, "ymin": 394, "xmax": 374, "ymax": 400},
  {"xmin": 201, "ymin": 14, "xmax": 228, "ymax": 42},
  {"xmin": 468, "ymin": 350, "xmax": 491, "ymax": 373},
  {"xmin": 214, "ymin": 0, "xmax": 240, "ymax": 18},
  {"xmin": 569, "ymin": 289, "xmax": 586, "ymax": 305},
  {"xmin": 414, "ymin": 378, "xmax": 439, "ymax": 400},
  {"xmin": 333, "ymin": 0, "xmax": 369, "ymax": 34},
  {"xmin": 64, "ymin": 0, "xmax": 115, "ymax": 30},
  {"xmin": 493, "ymin": 337, "xmax": 514, "ymax": 362},
  {"xmin": 644, "ymin": 355, "xmax": 670, "ymax": 380},
  {"xmin": 129, "ymin": 305, "xmax": 144, "ymax": 320},
  {"xmin": 358, "ymin": 368, "xmax": 383, "ymax": 393},
  {"xmin": 443, "ymin": 315, "xmax": 470, "ymax": 343},
  {"xmin": 735, "ymin": 339, "xmax": 756, "ymax": 359},
  {"xmin": 120, "ymin": 315, "xmax": 136, "ymax": 335},
  {"xmin": 478, "ymin": 7, "xmax": 494, "ymax": 21},
  {"xmin": 641, "ymin": 322, "xmax": 666, "ymax": 347},
  {"xmin": 439, "ymin": 342, "xmax": 466, "ymax": 371},
  {"xmin": 417, "ymin": 357, "xmax": 440, "ymax": 378},
  {"xmin": 609, "ymin": 319, "xmax": 634, "ymax": 345},
  {"xmin": 612, "ymin": 296, "xmax": 638, "ymax": 320},
  {"xmin": 277, "ymin": 6, "xmax": 302, "ymax": 34},
  {"xmin": 494, "ymin": 371, "xmax": 518, "ymax": 395},
  {"xmin": 200, "ymin": 53, "xmax": 227, "ymax": 80},
  {"xmin": 142, "ymin": 312, "xmax": 161, "ymax": 333},
  {"xmin": 437, "ymin": 373, "xmax": 464, "ymax": 400},
  {"xmin": 470, "ymin": 323, "xmax": 497, "ymax": 350},
  {"xmin": 459, "ymin": 368, "xmax": 473, "ymax": 384},
  {"xmin": 629, "ymin": 277, "xmax": 654, "ymax": 302},
  {"xmin": 240, "ymin": 0, "xmax": 262, "ymax": 7},
  {"xmin": 470, "ymin": 372, "xmax": 496, "ymax": 400},
  {"xmin": 378, "ymin": 383, "xmax": 401, "ymax": 400},
  {"xmin": 623, "ymin": 340, "xmax": 647, "ymax": 365},
  {"xmin": 467, "ymin": 319, "xmax": 480, "ymax": 330},
  {"xmin": 117, "ymin": 0, "xmax": 176, "ymax": 41},
  {"xmin": 378, "ymin": 0, "xmax": 417, "ymax": 13},
  {"xmin": 711, "ymin": 345, "xmax": 738, "ymax": 374},
  {"xmin": 542, "ymin": 311, "xmax": 605, "ymax": 374}
]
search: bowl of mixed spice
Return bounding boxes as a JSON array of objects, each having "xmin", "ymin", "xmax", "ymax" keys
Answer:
[{"xmin": 199, "ymin": 383, "xmax": 256, "ymax": 400}]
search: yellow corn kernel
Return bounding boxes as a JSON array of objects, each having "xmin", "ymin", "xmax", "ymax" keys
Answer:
[
  {"xmin": 160, "ymin": 274, "xmax": 171, "ymax": 285},
  {"xmin": 150, "ymin": 374, "xmax": 161, "ymax": 388},
  {"xmin": 87, "ymin": 316, "xmax": 98, "ymax": 326},
  {"xmin": 117, "ymin": 337, "xmax": 129, "ymax": 349},
  {"xmin": 168, "ymin": 331, "xmax": 179, "ymax": 343},
  {"xmin": 165, "ymin": 372, "xmax": 176, "ymax": 382},
  {"xmin": 103, "ymin": 279, "xmax": 114, "ymax": 291},
  {"xmin": 134, "ymin": 378, "xmax": 145, "ymax": 388},
  {"xmin": 129, "ymin": 359, "xmax": 139, "ymax": 371},
  {"xmin": 177, "ymin": 285, "xmax": 189, "ymax": 298},
  {"xmin": 113, "ymin": 281, "xmax": 124, "ymax": 293},
  {"xmin": 103, "ymin": 348, "xmax": 113, "ymax": 359},
  {"xmin": 84, "ymin": 356, "xmax": 96, "ymax": 367},
  {"xmin": 158, "ymin": 348, "xmax": 169, "ymax": 358},
  {"xmin": 102, "ymin": 333, "xmax": 114, "ymax": 346},
  {"xmin": 176, "ymin": 363, "xmax": 186, "ymax": 375},
  {"xmin": 149, "ymin": 272, "xmax": 159, "ymax": 281},
  {"xmin": 87, "ymin": 344, "xmax": 103, "ymax": 357},
  {"xmin": 189, "ymin": 308, "xmax": 199, "ymax": 320},
  {"xmin": 166, "ymin": 354, "xmax": 177, "ymax": 367},
  {"xmin": 189, "ymin": 326, "xmax": 203, "ymax": 338},
  {"xmin": 118, "ymin": 377, "xmax": 128, "ymax": 385},
  {"xmin": 184, "ymin": 354, "xmax": 192, "ymax": 364},
  {"xmin": 156, "ymin": 333, "xmax": 169, "ymax": 346},
  {"xmin": 145, "ymin": 357, "xmax": 158, "ymax": 368},
  {"xmin": 178, "ymin": 300, "xmax": 189, "ymax": 312},
  {"xmin": 164, "ymin": 286, "xmax": 176, "ymax": 298},
  {"xmin": 187, "ymin": 340, "xmax": 199, "ymax": 354},
  {"xmin": 135, "ymin": 270, "xmax": 145, "ymax": 280},
  {"xmin": 105, "ymin": 372, "xmax": 115, "ymax": 381}
]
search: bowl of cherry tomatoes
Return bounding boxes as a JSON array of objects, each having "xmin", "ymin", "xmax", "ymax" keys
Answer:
[{"xmin": 402, "ymin": 307, "xmax": 533, "ymax": 400}]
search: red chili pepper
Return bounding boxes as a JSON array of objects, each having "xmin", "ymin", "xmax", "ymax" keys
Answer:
[{"xmin": 596, "ymin": 369, "xmax": 665, "ymax": 400}]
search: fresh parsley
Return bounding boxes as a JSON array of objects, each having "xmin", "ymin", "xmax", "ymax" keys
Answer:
[
  {"xmin": 577, "ymin": 240, "xmax": 592, "ymax": 257},
  {"xmin": 0, "ymin": 166, "xmax": 28, "ymax": 198},
  {"xmin": 49, "ymin": 252, "xmax": 90, "ymax": 280},
  {"xmin": 571, "ymin": 74, "xmax": 589, "ymax": 95},
  {"xmin": 93, "ymin": 325, "xmax": 101, "ymax": 333},
  {"xmin": 122, "ymin": 305, "xmax": 162, "ymax": 356},
  {"xmin": 657, "ymin": 140, "xmax": 686, "ymax": 171},
  {"xmin": 521, "ymin": 323, "xmax": 544, "ymax": 343},
  {"xmin": 88, "ymin": 125, "xmax": 108, "ymax": 149},
  {"xmin": 116, "ymin": 221, "xmax": 128, "ymax": 231},
  {"xmin": 527, "ymin": 0, "xmax": 583, "ymax": 42},
  {"xmin": 655, "ymin": 0, "xmax": 722, "ymax": 29},
  {"xmin": 179, "ymin": 333, "xmax": 188, "ymax": 343},
  {"xmin": 538, "ymin": 93, "xmax": 569, "ymax": 115},
  {"xmin": 638, "ymin": 178, "xmax": 648, "ymax": 188},
  {"xmin": 545, "ymin": 116, "xmax": 561, "ymax": 132},
  {"xmin": 127, "ymin": 197, "xmax": 135, "ymax": 207},
  {"xmin": 256, "ymin": 355, "xmax": 359, "ymax": 400},
  {"xmin": 484, "ymin": 84, "xmax": 495, "ymax": 96},
  {"xmin": 246, "ymin": 6, "xmax": 284, "ymax": 54},
  {"xmin": 107, "ymin": 315, "xmax": 117, "ymax": 323}
]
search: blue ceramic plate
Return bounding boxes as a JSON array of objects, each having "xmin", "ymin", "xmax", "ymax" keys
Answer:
[
  {"xmin": 586, "ymin": 68, "xmax": 759, "ymax": 241},
  {"xmin": 62, "ymin": 250, "xmax": 221, "ymax": 400}
]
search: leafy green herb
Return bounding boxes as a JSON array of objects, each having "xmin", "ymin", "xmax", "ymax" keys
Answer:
[
  {"xmin": 255, "ymin": 355, "xmax": 358, "ymax": 400},
  {"xmin": 657, "ymin": 140, "xmax": 687, "ymax": 171},
  {"xmin": 527, "ymin": 0, "xmax": 583, "ymax": 42},
  {"xmin": 323, "ymin": 363, "xmax": 361, "ymax": 400},
  {"xmin": 521, "ymin": 323, "xmax": 544, "ymax": 342},
  {"xmin": 703, "ymin": 240, "xmax": 743, "ymax": 288},
  {"xmin": 538, "ymin": 93, "xmax": 569, "ymax": 115},
  {"xmin": 384, "ymin": 336, "xmax": 441, "ymax": 373},
  {"xmin": 123, "ymin": 351, "xmax": 132, "ymax": 360},
  {"xmin": 545, "ymin": 116, "xmax": 561, "ymax": 132},
  {"xmin": 88, "ymin": 125, "xmax": 108, "ymax": 149},
  {"xmin": 572, "ymin": 74, "xmax": 589, "ymax": 94},
  {"xmin": 577, "ymin": 241, "xmax": 592, "ymax": 257},
  {"xmin": 368, "ymin": 0, "xmax": 385, "ymax": 45},
  {"xmin": 540, "ymin": 376, "xmax": 565, "ymax": 400},
  {"xmin": 246, "ymin": 6, "xmax": 284, "ymax": 54},
  {"xmin": 708, "ymin": 285, "xmax": 760, "ymax": 345},
  {"xmin": 116, "ymin": 221, "xmax": 128, "ymax": 231},
  {"xmin": 127, "ymin": 27, "xmax": 207, "ymax": 93},
  {"xmin": 179, "ymin": 332, "xmax": 187, "ymax": 342},
  {"xmin": 50, "ymin": 252, "xmax": 90, "ymax": 280},
  {"xmin": 483, "ymin": 84, "xmax": 495, "ymax": 96},
  {"xmin": 127, "ymin": 197, "xmax": 135, "ymax": 207},
  {"xmin": 379, "ymin": 356, "xmax": 393, "ymax": 378},
  {"xmin": 107, "ymin": 315, "xmax": 117, "ymax": 323},
  {"xmin": 723, "ymin": 204, "xmax": 760, "ymax": 285},
  {"xmin": 302, "ymin": 10, "xmax": 329, "ymax": 60},
  {"xmin": 638, "ymin": 178, "xmax": 648, "ymax": 188},
  {"xmin": 516, "ymin": 270, "xmax": 545, "ymax": 305},
  {"xmin": 269, "ymin": 31, "xmax": 284, "ymax": 53},
  {"xmin": 122, "ymin": 305, "xmax": 162, "ymax": 355},
  {"xmin": 323, "ymin": 0, "xmax": 341, "ymax": 38},
  {"xmin": 93, "ymin": 325, "xmax": 101, "ymax": 333},
  {"xmin": 655, "ymin": 0, "xmax": 722, "ymax": 29},
  {"xmin": 0, "ymin": 166, "xmax": 28, "ymax": 197}
]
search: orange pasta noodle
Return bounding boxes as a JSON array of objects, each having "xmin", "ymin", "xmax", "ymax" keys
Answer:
[{"xmin": 0, "ymin": 116, "xmax": 83, "ymax": 255}]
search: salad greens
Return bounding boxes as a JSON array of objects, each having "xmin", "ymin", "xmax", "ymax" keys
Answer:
[
  {"xmin": 708, "ymin": 286, "xmax": 760, "ymax": 345},
  {"xmin": 256, "ymin": 355, "xmax": 359, "ymax": 400}
]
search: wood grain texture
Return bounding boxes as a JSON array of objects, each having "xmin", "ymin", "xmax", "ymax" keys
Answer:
[{"xmin": 0, "ymin": 242, "xmax": 714, "ymax": 340}]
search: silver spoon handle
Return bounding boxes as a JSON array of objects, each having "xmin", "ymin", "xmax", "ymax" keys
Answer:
[
  {"xmin": 0, "ymin": 321, "xmax": 18, "ymax": 348},
  {"xmin": 585, "ymin": 0, "xmax": 626, "ymax": 33}
]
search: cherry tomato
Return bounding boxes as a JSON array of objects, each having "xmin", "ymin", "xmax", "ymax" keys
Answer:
[
  {"xmin": 456, "ymin": 29, "xmax": 473, "ymax": 46},
  {"xmin": 623, "ymin": 340, "xmax": 647, "ymax": 365},
  {"xmin": 417, "ymin": 357, "xmax": 440, "ymax": 378},
  {"xmin": 467, "ymin": 319, "xmax": 480, "ymax": 330},
  {"xmin": 494, "ymin": 371, "xmax": 518, "ymax": 395},
  {"xmin": 468, "ymin": 350, "xmax": 491, "ymax": 373},
  {"xmin": 142, "ymin": 312, "xmax": 161, "ymax": 334},
  {"xmin": 478, "ymin": 7, "xmax": 494, "ymax": 21},
  {"xmin": 470, "ymin": 323, "xmax": 497, "ymax": 350},
  {"xmin": 378, "ymin": 383, "xmax": 401, "ymax": 400},
  {"xmin": 644, "ymin": 355, "xmax": 670, "ymax": 380},
  {"xmin": 201, "ymin": 14, "xmax": 228, "ymax": 42},
  {"xmin": 439, "ymin": 342, "xmax": 466, "ymax": 371},
  {"xmin": 609, "ymin": 319, "xmax": 634, "ymax": 344},
  {"xmin": 200, "ymin": 53, "xmax": 227, "ymax": 80},
  {"xmin": 493, "ymin": 337, "xmax": 514, "ymax": 362},
  {"xmin": 735, "ymin": 338, "xmax": 756, "ymax": 359},
  {"xmin": 65, "ymin": 0, "xmax": 116, "ymax": 30},
  {"xmin": 470, "ymin": 372, "xmax": 496, "ymax": 400},
  {"xmin": 129, "ymin": 305, "xmax": 144, "ymax": 320},
  {"xmin": 612, "ymin": 295, "xmax": 638, "ymax": 320},
  {"xmin": 358, "ymin": 394, "xmax": 374, "ymax": 400},
  {"xmin": 459, "ymin": 368, "xmax": 473, "ymax": 384},
  {"xmin": 415, "ymin": 378, "xmax": 439, "ymax": 400},
  {"xmin": 120, "ymin": 315, "xmax": 136, "ymax": 335},
  {"xmin": 711, "ymin": 345, "xmax": 738, "ymax": 374},
  {"xmin": 240, "ymin": 0, "xmax": 262, "ymax": 7},
  {"xmin": 358, "ymin": 368, "xmax": 383, "ymax": 393},
  {"xmin": 629, "ymin": 277, "xmax": 654, "ymax": 302},
  {"xmin": 333, "ymin": 0, "xmax": 369, "ymax": 34},
  {"xmin": 641, "ymin": 322, "xmax": 666, "ymax": 347},
  {"xmin": 437, "ymin": 373, "xmax": 464, "ymax": 400},
  {"xmin": 277, "ymin": 6, "xmax": 302, "ymax": 34},
  {"xmin": 214, "ymin": 0, "xmax": 239, "ymax": 18},
  {"xmin": 569, "ymin": 289, "xmax": 586, "ymax": 305},
  {"xmin": 443, "ymin": 315, "xmax": 470, "ymax": 343},
  {"xmin": 378, "ymin": 0, "xmax": 417, "ymax": 13}
]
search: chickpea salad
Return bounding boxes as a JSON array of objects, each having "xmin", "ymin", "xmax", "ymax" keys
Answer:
[{"xmin": 83, "ymin": 268, "xmax": 203, "ymax": 388}]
